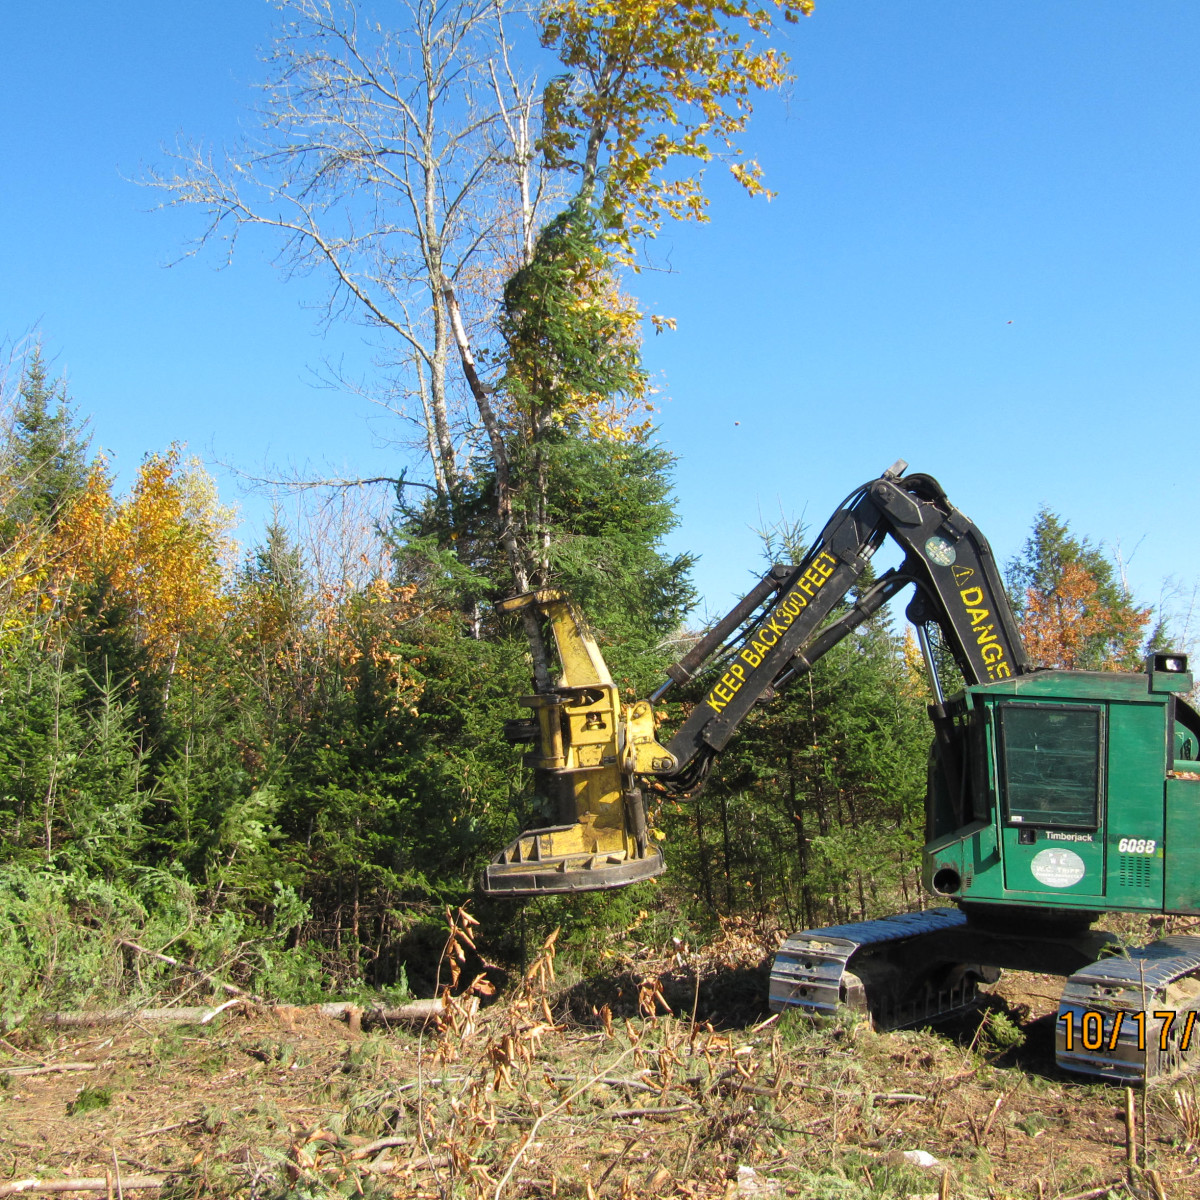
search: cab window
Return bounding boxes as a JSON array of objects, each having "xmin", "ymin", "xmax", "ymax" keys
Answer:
[{"xmin": 998, "ymin": 703, "xmax": 1103, "ymax": 829}]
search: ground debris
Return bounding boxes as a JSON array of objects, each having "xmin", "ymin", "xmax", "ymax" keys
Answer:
[
  {"xmin": 734, "ymin": 1164, "xmax": 781, "ymax": 1195},
  {"xmin": 898, "ymin": 1149, "xmax": 940, "ymax": 1168},
  {"xmin": 5, "ymin": 925, "xmax": 1200, "ymax": 1200}
]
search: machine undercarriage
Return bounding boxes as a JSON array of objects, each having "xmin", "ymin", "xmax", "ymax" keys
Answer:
[{"xmin": 770, "ymin": 909, "xmax": 1200, "ymax": 1083}]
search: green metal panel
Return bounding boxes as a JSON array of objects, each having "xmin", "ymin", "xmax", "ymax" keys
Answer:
[
  {"xmin": 994, "ymin": 699, "xmax": 1105, "ymax": 898},
  {"xmin": 1164, "ymin": 778, "xmax": 1200, "ymax": 914},
  {"xmin": 928, "ymin": 669, "xmax": 1176, "ymax": 914},
  {"xmin": 1103, "ymin": 693, "xmax": 1166, "ymax": 910},
  {"xmin": 1001, "ymin": 670, "xmax": 1149, "ymax": 701},
  {"xmin": 1000, "ymin": 829, "xmax": 1107, "ymax": 899}
]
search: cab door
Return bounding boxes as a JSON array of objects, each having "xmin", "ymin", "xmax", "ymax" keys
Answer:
[{"xmin": 996, "ymin": 702, "xmax": 1107, "ymax": 901}]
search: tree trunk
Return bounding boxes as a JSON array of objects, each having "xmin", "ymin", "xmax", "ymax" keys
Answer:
[
  {"xmin": 695, "ymin": 794, "xmax": 715, "ymax": 912},
  {"xmin": 443, "ymin": 283, "xmax": 552, "ymax": 689},
  {"xmin": 42, "ymin": 645, "xmax": 65, "ymax": 863},
  {"xmin": 719, "ymin": 792, "xmax": 733, "ymax": 911}
]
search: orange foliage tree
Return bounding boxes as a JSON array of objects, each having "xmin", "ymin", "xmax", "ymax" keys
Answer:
[
  {"xmin": 1020, "ymin": 559, "xmax": 1151, "ymax": 670},
  {"xmin": 1008, "ymin": 508, "xmax": 1154, "ymax": 671}
]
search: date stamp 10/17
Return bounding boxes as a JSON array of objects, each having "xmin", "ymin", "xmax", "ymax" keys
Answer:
[{"xmin": 1059, "ymin": 1009, "xmax": 1197, "ymax": 1052}]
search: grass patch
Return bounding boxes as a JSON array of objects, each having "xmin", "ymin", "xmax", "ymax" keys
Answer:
[{"xmin": 67, "ymin": 1084, "xmax": 112, "ymax": 1115}]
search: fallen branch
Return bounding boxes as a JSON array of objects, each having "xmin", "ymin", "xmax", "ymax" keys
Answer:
[
  {"xmin": 116, "ymin": 939, "xmax": 260, "ymax": 1003},
  {"xmin": 1058, "ymin": 1184, "xmax": 1123, "ymax": 1200},
  {"xmin": 544, "ymin": 1071, "xmax": 656, "ymax": 1093},
  {"xmin": 0, "ymin": 1037, "xmax": 38, "ymax": 1061},
  {"xmin": 601, "ymin": 1104, "xmax": 697, "ymax": 1119},
  {"xmin": 364, "ymin": 1156, "xmax": 449, "ymax": 1174},
  {"xmin": 593, "ymin": 1136, "xmax": 639, "ymax": 1191},
  {"xmin": 43, "ymin": 998, "xmax": 444, "ymax": 1029},
  {"xmin": 316, "ymin": 1000, "xmax": 443, "ymax": 1024},
  {"xmin": 292, "ymin": 1153, "xmax": 448, "ymax": 1180},
  {"xmin": 1, "ymin": 1062, "xmax": 100, "ymax": 1077},
  {"xmin": 44, "ymin": 1007, "xmax": 243, "ymax": 1028},
  {"xmin": 0, "ymin": 1179, "xmax": 165, "ymax": 1197},
  {"xmin": 799, "ymin": 1083, "xmax": 928, "ymax": 1103},
  {"xmin": 348, "ymin": 1136, "xmax": 415, "ymax": 1161},
  {"xmin": 980, "ymin": 1085, "xmax": 1017, "ymax": 1140},
  {"xmin": 200, "ymin": 998, "xmax": 244, "ymax": 1025}
]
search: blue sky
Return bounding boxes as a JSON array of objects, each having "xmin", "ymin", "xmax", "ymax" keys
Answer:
[{"xmin": 2, "ymin": 3, "xmax": 1198, "ymax": 632}]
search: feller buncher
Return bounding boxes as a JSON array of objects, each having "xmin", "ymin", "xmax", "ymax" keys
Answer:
[{"xmin": 482, "ymin": 462, "xmax": 1200, "ymax": 1083}]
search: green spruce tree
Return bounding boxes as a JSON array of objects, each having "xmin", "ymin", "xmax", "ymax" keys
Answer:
[{"xmin": 2, "ymin": 350, "xmax": 91, "ymax": 538}]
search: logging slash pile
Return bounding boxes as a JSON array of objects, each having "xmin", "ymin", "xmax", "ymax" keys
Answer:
[{"xmin": 3, "ymin": 910, "xmax": 1200, "ymax": 1200}]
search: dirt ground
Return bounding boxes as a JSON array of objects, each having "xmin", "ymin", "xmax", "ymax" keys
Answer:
[{"xmin": 4, "ymin": 927, "xmax": 1200, "ymax": 1200}]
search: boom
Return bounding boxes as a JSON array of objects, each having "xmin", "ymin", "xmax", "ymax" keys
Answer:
[
  {"xmin": 658, "ymin": 461, "xmax": 1029, "ymax": 785},
  {"xmin": 483, "ymin": 460, "xmax": 1028, "ymax": 894}
]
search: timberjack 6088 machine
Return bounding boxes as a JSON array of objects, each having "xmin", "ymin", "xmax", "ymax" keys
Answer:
[{"xmin": 482, "ymin": 462, "xmax": 1200, "ymax": 1083}]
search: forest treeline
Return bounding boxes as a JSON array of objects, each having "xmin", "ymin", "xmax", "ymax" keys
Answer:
[
  {"xmin": 0, "ymin": 0, "xmax": 1167, "ymax": 1023},
  {"xmin": 0, "ymin": 345, "xmax": 704, "ymax": 1022},
  {"xmin": 0, "ymin": 346, "xmax": 1161, "ymax": 1025}
]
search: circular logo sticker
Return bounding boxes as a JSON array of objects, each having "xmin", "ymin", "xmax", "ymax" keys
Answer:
[
  {"xmin": 1030, "ymin": 848, "xmax": 1086, "ymax": 889},
  {"xmin": 924, "ymin": 536, "xmax": 957, "ymax": 566}
]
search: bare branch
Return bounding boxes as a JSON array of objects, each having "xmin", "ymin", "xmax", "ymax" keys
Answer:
[
  {"xmin": 145, "ymin": 0, "xmax": 550, "ymax": 500},
  {"xmin": 228, "ymin": 466, "xmax": 437, "ymax": 495}
]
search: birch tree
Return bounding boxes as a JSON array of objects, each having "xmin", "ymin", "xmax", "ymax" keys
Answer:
[
  {"xmin": 446, "ymin": 0, "xmax": 815, "ymax": 644},
  {"xmin": 152, "ymin": 0, "xmax": 814, "ymax": 680},
  {"xmin": 149, "ymin": 0, "xmax": 548, "ymax": 502},
  {"xmin": 539, "ymin": 0, "xmax": 814, "ymax": 246}
]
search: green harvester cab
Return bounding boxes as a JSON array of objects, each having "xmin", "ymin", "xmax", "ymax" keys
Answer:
[{"xmin": 925, "ymin": 652, "xmax": 1200, "ymax": 919}]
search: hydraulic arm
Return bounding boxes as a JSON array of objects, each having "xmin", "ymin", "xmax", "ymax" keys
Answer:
[
  {"xmin": 483, "ymin": 460, "xmax": 1027, "ymax": 894},
  {"xmin": 659, "ymin": 461, "xmax": 1028, "ymax": 780}
]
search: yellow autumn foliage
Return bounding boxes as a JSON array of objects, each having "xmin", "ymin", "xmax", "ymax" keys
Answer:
[
  {"xmin": 231, "ymin": 544, "xmax": 428, "ymax": 718},
  {"xmin": 43, "ymin": 447, "xmax": 235, "ymax": 675},
  {"xmin": 542, "ymin": 0, "xmax": 815, "ymax": 246}
]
